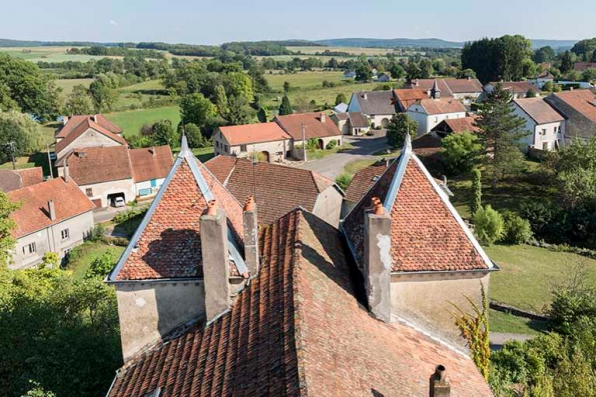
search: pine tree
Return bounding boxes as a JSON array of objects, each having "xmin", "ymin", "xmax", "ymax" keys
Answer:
[
  {"xmin": 471, "ymin": 167, "xmax": 482, "ymax": 216},
  {"xmin": 278, "ymin": 95, "xmax": 293, "ymax": 116},
  {"xmin": 257, "ymin": 107, "xmax": 268, "ymax": 123},
  {"xmin": 386, "ymin": 113, "xmax": 418, "ymax": 149}
]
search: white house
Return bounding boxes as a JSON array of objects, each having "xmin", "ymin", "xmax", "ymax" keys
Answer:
[
  {"xmin": 347, "ymin": 91, "xmax": 397, "ymax": 128},
  {"xmin": 511, "ymin": 98, "xmax": 564, "ymax": 151},
  {"xmin": 406, "ymin": 82, "xmax": 467, "ymax": 135},
  {"xmin": 484, "ymin": 81, "xmax": 540, "ymax": 100},
  {"xmin": 8, "ymin": 178, "xmax": 95, "ymax": 269},
  {"xmin": 530, "ymin": 70, "xmax": 555, "ymax": 90},
  {"xmin": 330, "ymin": 112, "xmax": 371, "ymax": 136}
]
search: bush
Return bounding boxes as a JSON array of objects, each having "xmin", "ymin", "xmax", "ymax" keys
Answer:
[
  {"xmin": 440, "ymin": 132, "xmax": 482, "ymax": 174},
  {"xmin": 335, "ymin": 173, "xmax": 352, "ymax": 190},
  {"xmin": 84, "ymin": 251, "xmax": 117, "ymax": 280},
  {"xmin": 88, "ymin": 224, "xmax": 106, "ymax": 242},
  {"xmin": 112, "ymin": 207, "xmax": 148, "ymax": 224},
  {"xmin": 473, "ymin": 205, "xmax": 504, "ymax": 246},
  {"xmin": 502, "ymin": 212, "xmax": 533, "ymax": 244},
  {"xmin": 325, "ymin": 140, "xmax": 337, "ymax": 150},
  {"xmin": 548, "ymin": 287, "xmax": 596, "ymax": 335}
]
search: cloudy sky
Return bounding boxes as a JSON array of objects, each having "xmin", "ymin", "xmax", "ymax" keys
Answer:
[{"xmin": 0, "ymin": 0, "xmax": 594, "ymax": 44}]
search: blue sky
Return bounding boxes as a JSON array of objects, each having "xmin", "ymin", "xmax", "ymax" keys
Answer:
[{"xmin": 1, "ymin": 0, "xmax": 594, "ymax": 44}]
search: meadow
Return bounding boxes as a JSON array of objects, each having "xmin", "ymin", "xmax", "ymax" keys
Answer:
[
  {"xmin": 54, "ymin": 78, "xmax": 94, "ymax": 96},
  {"xmin": 105, "ymin": 106, "xmax": 180, "ymax": 137},
  {"xmin": 287, "ymin": 46, "xmax": 401, "ymax": 56},
  {"xmin": 0, "ymin": 46, "xmax": 122, "ymax": 63}
]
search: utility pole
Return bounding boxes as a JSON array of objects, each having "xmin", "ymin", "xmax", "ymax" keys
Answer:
[
  {"xmin": 301, "ymin": 123, "xmax": 307, "ymax": 162},
  {"xmin": 47, "ymin": 145, "xmax": 54, "ymax": 179},
  {"xmin": 7, "ymin": 142, "xmax": 16, "ymax": 170}
]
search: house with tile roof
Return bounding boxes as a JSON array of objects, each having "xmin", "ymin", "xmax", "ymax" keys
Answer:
[
  {"xmin": 347, "ymin": 90, "xmax": 397, "ymax": 128},
  {"xmin": 205, "ymin": 156, "xmax": 343, "ymax": 226},
  {"xmin": 431, "ymin": 116, "xmax": 480, "ymax": 137},
  {"xmin": 0, "ymin": 167, "xmax": 44, "ymax": 193},
  {"xmin": 56, "ymin": 145, "xmax": 173, "ymax": 207},
  {"xmin": 392, "ymin": 88, "xmax": 429, "ymax": 112},
  {"xmin": 484, "ymin": 81, "xmax": 540, "ymax": 100},
  {"xmin": 511, "ymin": 98, "xmax": 564, "ymax": 151},
  {"xmin": 574, "ymin": 62, "xmax": 596, "ymax": 72},
  {"xmin": 274, "ymin": 112, "xmax": 343, "ymax": 154},
  {"xmin": 543, "ymin": 89, "xmax": 596, "ymax": 144},
  {"xmin": 530, "ymin": 70, "xmax": 555, "ymax": 90},
  {"xmin": 8, "ymin": 177, "xmax": 95, "ymax": 269},
  {"xmin": 330, "ymin": 111, "xmax": 370, "ymax": 135},
  {"xmin": 54, "ymin": 114, "xmax": 127, "ymax": 163},
  {"xmin": 213, "ymin": 122, "xmax": 291, "ymax": 162},
  {"xmin": 407, "ymin": 78, "xmax": 484, "ymax": 104},
  {"xmin": 343, "ymin": 135, "xmax": 497, "ymax": 346},
  {"xmin": 105, "ymin": 135, "xmax": 493, "ymax": 395},
  {"xmin": 407, "ymin": 84, "xmax": 468, "ymax": 135}
]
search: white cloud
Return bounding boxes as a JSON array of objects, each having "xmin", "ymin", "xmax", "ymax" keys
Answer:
[{"xmin": 109, "ymin": 20, "xmax": 117, "ymax": 26}]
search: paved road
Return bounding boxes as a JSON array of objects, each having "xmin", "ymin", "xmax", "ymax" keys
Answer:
[
  {"xmin": 489, "ymin": 332, "xmax": 535, "ymax": 350},
  {"xmin": 93, "ymin": 206, "xmax": 131, "ymax": 224},
  {"xmin": 298, "ymin": 131, "xmax": 390, "ymax": 179}
]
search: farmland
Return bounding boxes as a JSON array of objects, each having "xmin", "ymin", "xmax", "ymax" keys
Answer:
[
  {"xmin": 0, "ymin": 46, "xmax": 122, "ymax": 63},
  {"xmin": 105, "ymin": 106, "xmax": 180, "ymax": 137},
  {"xmin": 287, "ymin": 46, "xmax": 401, "ymax": 56}
]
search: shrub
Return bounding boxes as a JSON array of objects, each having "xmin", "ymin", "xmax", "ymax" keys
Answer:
[
  {"xmin": 548, "ymin": 287, "xmax": 596, "ymax": 334},
  {"xmin": 502, "ymin": 212, "xmax": 533, "ymax": 244},
  {"xmin": 440, "ymin": 132, "xmax": 482, "ymax": 174},
  {"xmin": 88, "ymin": 224, "xmax": 106, "ymax": 242},
  {"xmin": 473, "ymin": 205, "xmax": 504, "ymax": 246},
  {"xmin": 335, "ymin": 173, "xmax": 352, "ymax": 190},
  {"xmin": 84, "ymin": 251, "xmax": 117, "ymax": 280},
  {"xmin": 112, "ymin": 207, "xmax": 148, "ymax": 224},
  {"xmin": 325, "ymin": 140, "xmax": 337, "ymax": 150}
]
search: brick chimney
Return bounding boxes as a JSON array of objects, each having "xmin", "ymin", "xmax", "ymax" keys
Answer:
[
  {"xmin": 93, "ymin": 114, "xmax": 98, "ymax": 123},
  {"xmin": 242, "ymin": 196, "xmax": 259, "ymax": 275},
  {"xmin": 429, "ymin": 365, "xmax": 450, "ymax": 397},
  {"xmin": 320, "ymin": 112, "xmax": 326, "ymax": 123},
  {"xmin": 48, "ymin": 200, "xmax": 56, "ymax": 221},
  {"xmin": 200, "ymin": 200, "xmax": 231, "ymax": 322},
  {"xmin": 363, "ymin": 197, "xmax": 392, "ymax": 322},
  {"xmin": 63, "ymin": 157, "xmax": 70, "ymax": 183}
]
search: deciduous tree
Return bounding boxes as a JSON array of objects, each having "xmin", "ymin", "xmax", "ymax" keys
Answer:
[
  {"xmin": 65, "ymin": 84, "xmax": 94, "ymax": 115},
  {"xmin": 0, "ymin": 111, "xmax": 43, "ymax": 164},
  {"xmin": 386, "ymin": 113, "xmax": 417, "ymax": 149}
]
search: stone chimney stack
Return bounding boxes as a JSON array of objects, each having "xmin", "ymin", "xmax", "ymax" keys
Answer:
[
  {"xmin": 93, "ymin": 114, "xmax": 98, "ymax": 123},
  {"xmin": 63, "ymin": 116, "xmax": 69, "ymax": 125},
  {"xmin": 320, "ymin": 112, "xmax": 326, "ymax": 123},
  {"xmin": 242, "ymin": 196, "xmax": 259, "ymax": 275},
  {"xmin": 48, "ymin": 200, "xmax": 56, "ymax": 221},
  {"xmin": 200, "ymin": 200, "xmax": 231, "ymax": 322},
  {"xmin": 363, "ymin": 197, "xmax": 392, "ymax": 322},
  {"xmin": 63, "ymin": 157, "xmax": 69, "ymax": 183},
  {"xmin": 429, "ymin": 365, "xmax": 451, "ymax": 397}
]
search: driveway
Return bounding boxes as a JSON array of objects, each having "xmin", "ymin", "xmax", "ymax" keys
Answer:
[
  {"xmin": 93, "ymin": 205, "xmax": 131, "ymax": 224},
  {"xmin": 298, "ymin": 131, "xmax": 391, "ymax": 179}
]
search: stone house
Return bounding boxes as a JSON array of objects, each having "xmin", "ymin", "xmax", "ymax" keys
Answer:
[
  {"xmin": 205, "ymin": 155, "xmax": 344, "ymax": 227},
  {"xmin": 54, "ymin": 114, "xmax": 127, "ymax": 163},
  {"xmin": 213, "ymin": 122, "xmax": 291, "ymax": 162},
  {"xmin": 274, "ymin": 112, "xmax": 343, "ymax": 157},
  {"xmin": 330, "ymin": 111, "xmax": 370, "ymax": 136},
  {"xmin": 544, "ymin": 89, "xmax": 596, "ymax": 144},
  {"xmin": 407, "ymin": 82, "xmax": 468, "ymax": 135},
  {"xmin": 407, "ymin": 78, "xmax": 484, "ymax": 104},
  {"xmin": 511, "ymin": 98, "xmax": 564, "ymax": 151},
  {"xmin": 392, "ymin": 88, "xmax": 429, "ymax": 112},
  {"xmin": 484, "ymin": 81, "xmax": 540, "ymax": 100},
  {"xmin": 347, "ymin": 90, "xmax": 397, "ymax": 128},
  {"xmin": 105, "ymin": 135, "xmax": 493, "ymax": 397},
  {"xmin": 8, "ymin": 177, "xmax": 95, "ymax": 269},
  {"xmin": 530, "ymin": 70, "xmax": 555, "ymax": 90},
  {"xmin": 0, "ymin": 167, "xmax": 44, "ymax": 193}
]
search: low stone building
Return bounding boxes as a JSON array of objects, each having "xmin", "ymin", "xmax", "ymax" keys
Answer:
[
  {"xmin": 484, "ymin": 81, "xmax": 540, "ymax": 100},
  {"xmin": 512, "ymin": 97, "xmax": 564, "ymax": 151},
  {"xmin": 330, "ymin": 111, "xmax": 370, "ymax": 135},
  {"xmin": 213, "ymin": 122, "xmax": 291, "ymax": 162},
  {"xmin": 8, "ymin": 177, "xmax": 95, "ymax": 269},
  {"xmin": 347, "ymin": 90, "xmax": 397, "ymax": 127},
  {"xmin": 407, "ymin": 78, "xmax": 484, "ymax": 104},
  {"xmin": 431, "ymin": 115, "xmax": 479, "ymax": 137},
  {"xmin": 544, "ymin": 89, "xmax": 596, "ymax": 144},
  {"xmin": 206, "ymin": 155, "xmax": 343, "ymax": 226},
  {"xmin": 0, "ymin": 167, "xmax": 44, "ymax": 193},
  {"xmin": 274, "ymin": 112, "xmax": 343, "ymax": 157}
]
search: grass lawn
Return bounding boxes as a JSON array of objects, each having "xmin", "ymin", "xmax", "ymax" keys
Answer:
[
  {"xmin": 54, "ymin": 78, "xmax": 94, "ymax": 97},
  {"xmin": 486, "ymin": 244, "xmax": 596, "ymax": 313},
  {"xmin": 489, "ymin": 309, "xmax": 548, "ymax": 335},
  {"xmin": 65, "ymin": 241, "xmax": 125, "ymax": 281},
  {"xmin": 306, "ymin": 142, "xmax": 354, "ymax": 160},
  {"xmin": 1, "ymin": 46, "xmax": 121, "ymax": 63},
  {"xmin": 119, "ymin": 79, "xmax": 166, "ymax": 94},
  {"xmin": 105, "ymin": 106, "xmax": 180, "ymax": 137},
  {"xmin": 265, "ymin": 71, "xmax": 350, "ymax": 91},
  {"xmin": 171, "ymin": 147, "xmax": 214, "ymax": 163}
]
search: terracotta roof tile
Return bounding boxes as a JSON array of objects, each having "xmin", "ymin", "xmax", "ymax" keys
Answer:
[
  {"xmin": 129, "ymin": 146, "xmax": 174, "ymax": 183},
  {"xmin": 205, "ymin": 156, "xmax": 337, "ymax": 225},
  {"xmin": 343, "ymin": 147, "xmax": 490, "ymax": 273},
  {"xmin": 9, "ymin": 178, "xmax": 95, "ymax": 238},
  {"xmin": 55, "ymin": 118, "xmax": 127, "ymax": 155},
  {"xmin": 16, "ymin": 167, "xmax": 44, "ymax": 187},
  {"xmin": 114, "ymin": 156, "xmax": 244, "ymax": 281},
  {"xmin": 0, "ymin": 167, "xmax": 44, "ymax": 192},
  {"xmin": 107, "ymin": 209, "xmax": 492, "ymax": 397},
  {"xmin": 344, "ymin": 160, "xmax": 390, "ymax": 203},
  {"xmin": 409, "ymin": 78, "xmax": 483, "ymax": 96},
  {"xmin": 218, "ymin": 122, "xmax": 291, "ymax": 146},
  {"xmin": 546, "ymin": 89, "xmax": 596, "ymax": 124},
  {"xmin": 488, "ymin": 81, "xmax": 539, "ymax": 95},
  {"xmin": 275, "ymin": 112, "xmax": 342, "ymax": 140},
  {"xmin": 56, "ymin": 114, "xmax": 122, "ymax": 139},
  {"xmin": 393, "ymin": 88, "xmax": 429, "ymax": 110},
  {"xmin": 415, "ymin": 99, "xmax": 467, "ymax": 115},
  {"xmin": 432, "ymin": 116, "xmax": 480, "ymax": 134},
  {"xmin": 513, "ymin": 98, "xmax": 565, "ymax": 125},
  {"xmin": 65, "ymin": 146, "xmax": 132, "ymax": 186}
]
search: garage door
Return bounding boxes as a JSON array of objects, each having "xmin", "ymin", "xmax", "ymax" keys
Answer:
[{"xmin": 92, "ymin": 199, "xmax": 102, "ymax": 208}]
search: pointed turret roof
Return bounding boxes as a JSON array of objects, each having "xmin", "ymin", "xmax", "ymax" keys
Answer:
[
  {"xmin": 107, "ymin": 139, "xmax": 247, "ymax": 282},
  {"xmin": 342, "ymin": 134, "xmax": 494, "ymax": 273}
]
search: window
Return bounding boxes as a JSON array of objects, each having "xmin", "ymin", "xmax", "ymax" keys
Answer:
[
  {"xmin": 224, "ymin": 145, "xmax": 228, "ymax": 152},
  {"xmin": 22, "ymin": 242, "xmax": 36, "ymax": 256},
  {"xmin": 216, "ymin": 141, "xmax": 220, "ymax": 149},
  {"xmin": 541, "ymin": 128, "xmax": 546, "ymax": 136},
  {"xmin": 61, "ymin": 228, "xmax": 70, "ymax": 240},
  {"xmin": 86, "ymin": 188, "xmax": 93, "ymax": 197},
  {"xmin": 543, "ymin": 142, "xmax": 549, "ymax": 150},
  {"xmin": 240, "ymin": 145, "xmax": 247, "ymax": 153},
  {"xmin": 150, "ymin": 179, "xmax": 157, "ymax": 188}
]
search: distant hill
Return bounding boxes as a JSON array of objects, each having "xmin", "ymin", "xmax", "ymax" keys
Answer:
[
  {"xmin": 313, "ymin": 38, "xmax": 463, "ymax": 49},
  {"xmin": 0, "ymin": 38, "xmax": 123, "ymax": 48},
  {"xmin": 530, "ymin": 39, "xmax": 578, "ymax": 50}
]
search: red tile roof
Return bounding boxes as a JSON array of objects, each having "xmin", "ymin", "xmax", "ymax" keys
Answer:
[
  {"xmin": 218, "ymin": 122, "xmax": 291, "ymax": 146},
  {"xmin": 513, "ymin": 98, "xmax": 565, "ymax": 125},
  {"xmin": 0, "ymin": 167, "xmax": 44, "ymax": 192},
  {"xmin": 107, "ymin": 209, "xmax": 492, "ymax": 397},
  {"xmin": 574, "ymin": 62, "xmax": 596, "ymax": 72},
  {"xmin": 432, "ymin": 116, "xmax": 480, "ymax": 134},
  {"xmin": 488, "ymin": 81, "xmax": 539, "ymax": 95},
  {"xmin": 9, "ymin": 178, "xmax": 95, "ymax": 238},
  {"xmin": 415, "ymin": 99, "xmax": 467, "ymax": 115},
  {"xmin": 409, "ymin": 78, "xmax": 483, "ymax": 97},
  {"xmin": 343, "ymin": 142, "xmax": 491, "ymax": 273},
  {"xmin": 129, "ymin": 146, "xmax": 174, "ymax": 183},
  {"xmin": 205, "ymin": 156, "xmax": 337, "ymax": 225},
  {"xmin": 56, "ymin": 114, "xmax": 122, "ymax": 139},
  {"xmin": 392, "ymin": 88, "xmax": 429, "ymax": 110},
  {"xmin": 55, "ymin": 118, "xmax": 127, "ymax": 155},
  {"xmin": 547, "ymin": 89, "xmax": 596, "ymax": 124},
  {"xmin": 16, "ymin": 167, "xmax": 44, "ymax": 187},
  {"xmin": 344, "ymin": 160, "xmax": 390, "ymax": 203},
  {"xmin": 113, "ymin": 155, "xmax": 244, "ymax": 281},
  {"xmin": 275, "ymin": 112, "xmax": 342, "ymax": 140},
  {"xmin": 66, "ymin": 146, "xmax": 132, "ymax": 186}
]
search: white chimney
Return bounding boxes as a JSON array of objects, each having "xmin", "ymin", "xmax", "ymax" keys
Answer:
[
  {"xmin": 320, "ymin": 112, "xmax": 326, "ymax": 123},
  {"xmin": 63, "ymin": 116, "xmax": 69, "ymax": 125},
  {"xmin": 93, "ymin": 114, "xmax": 98, "ymax": 123},
  {"xmin": 362, "ymin": 93, "xmax": 368, "ymax": 100},
  {"xmin": 48, "ymin": 200, "xmax": 56, "ymax": 221},
  {"xmin": 242, "ymin": 196, "xmax": 259, "ymax": 275}
]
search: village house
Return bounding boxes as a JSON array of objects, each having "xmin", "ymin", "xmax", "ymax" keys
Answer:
[
  {"xmin": 206, "ymin": 155, "xmax": 343, "ymax": 226},
  {"xmin": 511, "ymin": 97, "xmax": 564, "ymax": 151},
  {"xmin": 392, "ymin": 88, "xmax": 428, "ymax": 112},
  {"xmin": 347, "ymin": 90, "xmax": 397, "ymax": 127},
  {"xmin": 574, "ymin": 62, "xmax": 596, "ymax": 72},
  {"xmin": 8, "ymin": 177, "xmax": 95, "ymax": 269},
  {"xmin": 56, "ymin": 145, "xmax": 173, "ymax": 207},
  {"xmin": 212, "ymin": 122, "xmax": 291, "ymax": 162},
  {"xmin": 530, "ymin": 70, "xmax": 555, "ymax": 89},
  {"xmin": 544, "ymin": 89, "xmax": 596, "ymax": 144},
  {"xmin": 54, "ymin": 114, "xmax": 127, "ymax": 163},
  {"xmin": 484, "ymin": 81, "xmax": 540, "ymax": 99},
  {"xmin": 407, "ymin": 81, "xmax": 468, "ymax": 135},
  {"xmin": 0, "ymin": 167, "xmax": 44, "ymax": 193},
  {"xmin": 330, "ymin": 111, "xmax": 370, "ymax": 135},
  {"xmin": 431, "ymin": 115, "xmax": 479, "ymax": 137},
  {"xmin": 332, "ymin": 102, "xmax": 348, "ymax": 113},
  {"xmin": 105, "ymin": 136, "xmax": 492, "ymax": 397},
  {"xmin": 274, "ymin": 112, "xmax": 343, "ymax": 157},
  {"xmin": 407, "ymin": 77, "xmax": 484, "ymax": 103}
]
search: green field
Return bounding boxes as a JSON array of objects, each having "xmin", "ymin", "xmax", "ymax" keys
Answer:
[
  {"xmin": 0, "ymin": 46, "xmax": 122, "ymax": 63},
  {"xmin": 119, "ymin": 79, "xmax": 166, "ymax": 94},
  {"xmin": 54, "ymin": 78, "xmax": 94, "ymax": 96},
  {"xmin": 105, "ymin": 106, "xmax": 180, "ymax": 137},
  {"xmin": 265, "ymin": 71, "xmax": 350, "ymax": 91},
  {"xmin": 489, "ymin": 309, "xmax": 548, "ymax": 335},
  {"xmin": 287, "ymin": 46, "xmax": 401, "ymax": 56}
]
